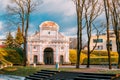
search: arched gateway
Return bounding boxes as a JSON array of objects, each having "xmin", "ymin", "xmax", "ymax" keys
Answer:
[
  {"xmin": 44, "ymin": 48, "xmax": 54, "ymax": 65},
  {"xmin": 27, "ymin": 21, "xmax": 70, "ymax": 65}
]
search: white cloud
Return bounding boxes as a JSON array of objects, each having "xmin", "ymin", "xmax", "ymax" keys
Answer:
[
  {"xmin": 0, "ymin": 31, "xmax": 7, "ymax": 39},
  {"xmin": 0, "ymin": 22, "xmax": 3, "ymax": 30},
  {"xmin": 40, "ymin": 0, "xmax": 76, "ymax": 16},
  {"xmin": 0, "ymin": 0, "xmax": 10, "ymax": 11},
  {"xmin": 61, "ymin": 27, "xmax": 77, "ymax": 36},
  {"xmin": 0, "ymin": 35, "xmax": 6, "ymax": 39}
]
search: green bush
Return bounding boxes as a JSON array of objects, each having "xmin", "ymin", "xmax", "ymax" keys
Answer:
[
  {"xmin": 0, "ymin": 59, "xmax": 12, "ymax": 66},
  {"xmin": 12, "ymin": 48, "xmax": 23, "ymax": 58},
  {"xmin": 0, "ymin": 48, "xmax": 23, "ymax": 65},
  {"xmin": 83, "ymin": 56, "xmax": 118, "ymax": 65},
  {"xmin": 82, "ymin": 50, "xmax": 118, "ymax": 56}
]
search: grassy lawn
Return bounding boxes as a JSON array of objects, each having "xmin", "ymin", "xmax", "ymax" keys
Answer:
[
  {"xmin": 0, "ymin": 66, "xmax": 46, "ymax": 76},
  {"xmin": 0, "ymin": 66, "xmax": 87, "ymax": 76},
  {"xmin": 0, "ymin": 65, "xmax": 120, "ymax": 77}
]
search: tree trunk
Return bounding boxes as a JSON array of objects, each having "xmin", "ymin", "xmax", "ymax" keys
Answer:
[
  {"xmin": 23, "ymin": 0, "xmax": 31, "ymax": 66},
  {"xmin": 87, "ymin": 40, "xmax": 90, "ymax": 68},
  {"xmin": 76, "ymin": 0, "xmax": 82, "ymax": 68},
  {"xmin": 76, "ymin": 0, "xmax": 80, "ymax": 68},
  {"xmin": 103, "ymin": 0, "xmax": 112, "ymax": 69},
  {"xmin": 76, "ymin": 50, "xmax": 80, "ymax": 68},
  {"xmin": 117, "ymin": 41, "xmax": 120, "ymax": 68},
  {"xmin": 23, "ymin": 37, "xmax": 27, "ymax": 66},
  {"xmin": 118, "ymin": 50, "xmax": 120, "ymax": 68}
]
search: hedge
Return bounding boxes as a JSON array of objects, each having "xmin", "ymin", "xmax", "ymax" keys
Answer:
[
  {"xmin": 70, "ymin": 49, "xmax": 118, "ymax": 65},
  {"xmin": 69, "ymin": 49, "xmax": 86, "ymax": 64},
  {"xmin": 82, "ymin": 56, "xmax": 118, "ymax": 65},
  {"xmin": 82, "ymin": 50, "xmax": 118, "ymax": 56}
]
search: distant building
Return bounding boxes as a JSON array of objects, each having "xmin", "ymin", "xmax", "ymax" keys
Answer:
[
  {"xmin": 0, "ymin": 39, "xmax": 6, "ymax": 48},
  {"xmin": 69, "ymin": 37, "xmax": 77, "ymax": 49},
  {"xmin": 27, "ymin": 21, "xmax": 70, "ymax": 65},
  {"xmin": 90, "ymin": 30, "xmax": 116, "ymax": 51}
]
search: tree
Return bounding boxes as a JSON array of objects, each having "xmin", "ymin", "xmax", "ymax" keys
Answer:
[
  {"xmin": 15, "ymin": 26, "xmax": 24, "ymax": 48},
  {"xmin": 103, "ymin": 0, "xmax": 112, "ymax": 69},
  {"xmin": 84, "ymin": 0, "xmax": 103, "ymax": 68},
  {"xmin": 109, "ymin": 0, "xmax": 120, "ymax": 68},
  {"xmin": 7, "ymin": 0, "xmax": 42, "ymax": 66},
  {"xmin": 5, "ymin": 32, "xmax": 14, "ymax": 48},
  {"xmin": 73, "ymin": 0, "xmax": 85, "ymax": 68}
]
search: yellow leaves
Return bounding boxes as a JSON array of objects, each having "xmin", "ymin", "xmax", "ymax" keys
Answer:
[
  {"xmin": 2, "ymin": 67, "xmax": 17, "ymax": 72},
  {"xmin": 69, "ymin": 49, "xmax": 118, "ymax": 65},
  {"xmin": 69, "ymin": 49, "xmax": 87, "ymax": 64},
  {"xmin": 0, "ymin": 49, "xmax": 8, "ymax": 57},
  {"xmin": 111, "ymin": 52, "xmax": 118, "ymax": 56}
]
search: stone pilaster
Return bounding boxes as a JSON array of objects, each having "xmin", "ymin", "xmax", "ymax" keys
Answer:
[{"xmin": 39, "ymin": 46, "xmax": 44, "ymax": 64}]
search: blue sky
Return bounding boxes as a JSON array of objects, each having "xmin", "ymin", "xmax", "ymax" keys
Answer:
[
  {"xmin": 0, "ymin": 0, "xmax": 78, "ymax": 39},
  {"xmin": 0, "ymin": 0, "xmax": 107, "ymax": 40}
]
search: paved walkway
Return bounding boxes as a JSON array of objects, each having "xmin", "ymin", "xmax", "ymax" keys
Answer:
[
  {"xmin": 39, "ymin": 64, "xmax": 119, "ymax": 69},
  {"xmin": 33, "ymin": 64, "xmax": 120, "ymax": 73}
]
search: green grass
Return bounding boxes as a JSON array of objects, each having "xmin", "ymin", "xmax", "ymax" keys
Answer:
[
  {"xmin": 0, "ymin": 48, "xmax": 23, "ymax": 65},
  {"xmin": 0, "ymin": 66, "xmax": 84, "ymax": 76},
  {"xmin": 0, "ymin": 66, "xmax": 44, "ymax": 76},
  {"xmin": 0, "ymin": 66, "xmax": 120, "ymax": 77},
  {"xmin": 99, "ymin": 69, "xmax": 120, "ymax": 74}
]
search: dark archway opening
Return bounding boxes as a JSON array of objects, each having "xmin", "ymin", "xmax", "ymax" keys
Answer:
[
  {"xmin": 34, "ymin": 55, "xmax": 38, "ymax": 64},
  {"xmin": 60, "ymin": 55, "xmax": 64, "ymax": 65},
  {"xmin": 44, "ymin": 48, "xmax": 54, "ymax": 65}
]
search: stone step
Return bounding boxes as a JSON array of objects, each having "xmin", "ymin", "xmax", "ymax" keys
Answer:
[
  {"xmin": 25, "ymin": 76, "xmax": 44, "ymax": 80},
  {"xmin": 26, "ymin": 75, "xmax": 52, "ymax": 80},
  {"xmin": 25, "ymin": 70, "xmax": 116, "ymax": 80},
  {"xmin": 37, "ymin": 71, "xmax": 56, "ymax": 75},
  {"xmin": 73, "ymin": 72, "xmax": 116, "ymax": 80},
  {"xmin": 80, "ymin": 72, "xmax": 116, "ymax": 76},
  {"xmin": 74, "ymin": 77, "xmax": 110, "ymax": 80},
  {"xmin": 41, "ymin": 70, "xmax": 59, "ymax": 73},
  {"xmin": 33, "ymin": 73, "xmax": 52, "ymax": 77},
  {"xmin": 78, "ymin": 74, "xmax": 112, "ymax": 79}
]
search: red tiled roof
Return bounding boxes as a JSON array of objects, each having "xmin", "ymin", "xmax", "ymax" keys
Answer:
[{"xmin": 0, "ymin": 45, "xmax": 6, "ymax": 48}]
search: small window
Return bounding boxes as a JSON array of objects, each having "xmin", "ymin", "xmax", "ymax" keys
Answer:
[
  {"xmin": 98, "ymin": 46, "xmax": 100, "ymax": 49},
  {"xmin": 33, "ymin": 46, "xmax": 37, "ymax": 51},
  {"xmin": 48, "ymin": 32, "xmax": 50, "ymax": 34},
  {"xmin": 61, "ymin": 46, "xmax": 64, "ymax": 50},
  {"xmin": 33, "ymin": 46, "xmax": 36, "ymax": 49},
  {"xmin": 93, "ymin": 39, "xmax": 103, "ymax": 43},
  {"xmin": 101, "ymin": 46, "xmax": 103, "ymax": 49},
  {"xmin": 110, "ymin": 40, "xmax": 112, "ymax": 44}
]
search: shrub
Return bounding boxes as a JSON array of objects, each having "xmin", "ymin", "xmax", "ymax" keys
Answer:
[
  {"xmin": 0, "ymin": 48, "xmax": 23, "ymax": 65},
  {"xmin": 82, "ymin": 50, "xmax": 118, "ymax": 56},
  {"xmin": 0, "ymin": 59, "xmax": 12, "ymax": 66},
  {"xmin": 12, "ymin": 48, "xmax": 23, "ymax": 58},
  {"xmin": 82, "ymin": 56, "xmax": 118, "ymax": 65},
  {"xmin": 69, "ymin": 49, "xmax": 87, "ymax": 64},
  {"xmin": 111, "ymin": 52, "xmax": 118, "ymax": 56}
]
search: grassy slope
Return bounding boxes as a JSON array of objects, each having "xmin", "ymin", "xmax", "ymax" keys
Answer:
[
  {"xmin": 0, "ymin": 48, "xmax": 12, "ymax": 66},
  {"xmin": 0, "ymin": 48, "xmax": 23, "ymax": 66}
]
